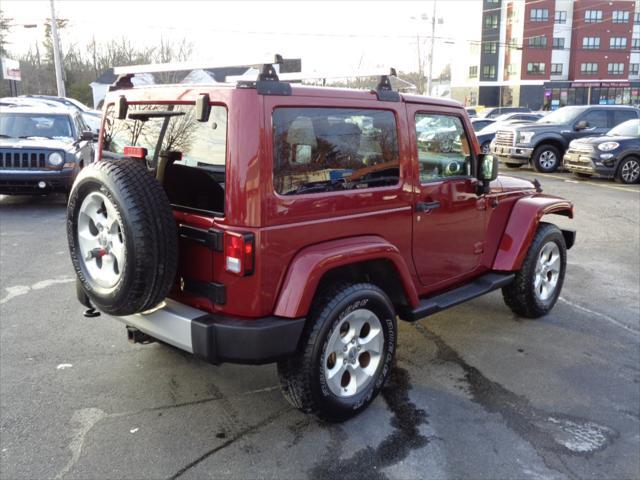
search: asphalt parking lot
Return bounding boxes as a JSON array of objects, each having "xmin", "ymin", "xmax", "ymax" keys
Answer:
[{"xmin": 1, "ymin": 170, "xmax": 639, "ymax": 480}]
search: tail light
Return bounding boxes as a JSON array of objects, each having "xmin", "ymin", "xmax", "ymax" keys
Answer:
[
  {"xmin": 224, "ymin": 231, "xmax": 255, "ymax": 276},
  {"xmin": 124, "ymin": 146, "xmax": 148, "ymax": 159}
]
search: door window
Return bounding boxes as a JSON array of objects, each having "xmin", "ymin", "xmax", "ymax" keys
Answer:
[
  {"xmin": 415, "ymin": 114, "xmax": 473, "ymax": 182},
  {"xmin": 578, "ymin": 110, "xmax": 607, "ymax": 128}
]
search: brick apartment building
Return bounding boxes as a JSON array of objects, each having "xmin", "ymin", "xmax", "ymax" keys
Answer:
[{"xmin": 452, "ymin": 0, "xmax": 640, "ymax": 109}]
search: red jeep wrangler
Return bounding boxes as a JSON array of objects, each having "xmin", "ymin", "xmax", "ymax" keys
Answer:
[{"xmin": 67, "ymin": 60, "xmax": 575, "ymax": 420}]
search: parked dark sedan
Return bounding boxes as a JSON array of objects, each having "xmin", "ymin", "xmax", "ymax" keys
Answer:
[
  {"xmin": 0, "ymin": 105, "xmax": 94, "ymax": 195},
  {"xmin": 563, "ymin": 119, "xmax": 640, "ymax": 184}
]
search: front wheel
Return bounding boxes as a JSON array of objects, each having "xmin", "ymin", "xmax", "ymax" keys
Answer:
[
  {"xmin": 277, "ymin": 283, "xmax": 397, "ymax": 421},
  {"xmin": 616, "ymin": 156, "xmax": 640, "ymax": 184},
  {"xmin": 481, "ymin": 142, "xmax": 491, "ymax": 154},
  {"xmin": 502, "ymin": 223, "xmax": 567, "ymax": 318},
  {"xmin": 532, "ymin": 145, "xmax": 561, "ymax": 173}
]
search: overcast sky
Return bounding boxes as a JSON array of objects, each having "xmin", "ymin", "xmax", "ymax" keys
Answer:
[{"xmin": 2, "ymin": 0, "xmax": 482, "ymax": 75}]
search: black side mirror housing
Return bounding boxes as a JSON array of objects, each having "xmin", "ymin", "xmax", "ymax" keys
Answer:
[
  {"xmin": 81, "ymin": 130, "xmax": 94, "ymax": 141},
  {"xmin": 478, "ymin": 153, "xmax": 499, "ymax": 194},
  {"xmin": 575, "ymin": 120, "xmax": 588, "ymax": 130}
]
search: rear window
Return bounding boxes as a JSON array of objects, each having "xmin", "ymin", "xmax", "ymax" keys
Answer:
[
  {"xmin": 272, "ymin": 108, "xmax": 399, "ymax": 195},
  {"xmin": 103, "ymin": 103, "xmax": 228, "ymax": 215}
]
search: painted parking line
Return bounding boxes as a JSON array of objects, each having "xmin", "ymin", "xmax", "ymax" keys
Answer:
[{"xmin": 524, "ymin": 173, "xmax": 640, "ymax": 193}]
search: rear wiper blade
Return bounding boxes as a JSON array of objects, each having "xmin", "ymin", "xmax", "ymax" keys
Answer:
[{"xmin": 128, "ymin": 111, "xmax": 185, "ymax": 121}]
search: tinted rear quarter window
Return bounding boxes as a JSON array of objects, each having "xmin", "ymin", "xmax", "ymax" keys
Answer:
[{"xmin": 272, "ymin": 108, "xmax": 399, "ymax": 195}]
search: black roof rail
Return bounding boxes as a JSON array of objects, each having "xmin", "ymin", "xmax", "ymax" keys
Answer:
[{"xmin": 374, "ymin": 68, "xmax": 400, "ymax": 102}]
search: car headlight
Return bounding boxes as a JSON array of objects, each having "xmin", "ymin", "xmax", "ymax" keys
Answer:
[
  {"xmin": 48, "ymin": 152, "xmax": 64, "ymax": 166},
  {"xmin": 518, "ymin": 131, "xmax": 535, "ymax": 144},
  {"xmin": 597, "ymin": 142, "xmax": 619, "ymax": 152}
]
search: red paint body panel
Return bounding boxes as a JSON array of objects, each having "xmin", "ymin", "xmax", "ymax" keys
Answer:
[
  {"xmin": 99, "ymin": 83, "xmax": 573, "ymax": 320},
  {"xmin": 492, "ymin": 195, "xmax": 573, "ymax": 271},
  {"xmin": 274, "ymin": 235, "xmax": 420, "ymax": 318}
]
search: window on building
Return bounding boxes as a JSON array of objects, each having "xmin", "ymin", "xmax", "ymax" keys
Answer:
[
  {"xmin": 530, "ymin": 8, "xmax": 549, "ymax": 21},
  {"xmin": 555, "ymin": 10, "xmax": 567, "ymax": 24},
  {"xmin": 482, "ymin": 65, "xmax": 496, "ymax": 79},
  {"xmin": 506, "ymin": 63, "xmax": 518, "ymax": 75},
  {"xmin": 608, "ymin": 63, "xmax": 625, "ymax": 75},
  {"xmin": 610, "ymin": 37, "xmax": 627, "ymax": 49},
  {"xmin": 272, "ymin": 108, "xmax": 400, "ymax": 195},
  {"xmin": 632, "ymin": 38, "xmax": 640, "ymax": 50},
  {"xmin": 486, "ymin": 0, "xmax": 499, "ymax": 4},
  {"xmin": 527, "ymin": 63, "xmax": 545, "ymax": 75},
  {"xmin": 552, "ymin": 37, "xmax": 565, "ymax": 50},
  {"xmin": 582, "ymin": 37, "xmax": 600, "ymax": 49},
  {"xmin": 630, "ymin": 64, "xmax": 640, "ymax": 75},
  {"xmin": 528, "ymin": 35, "xmax": 547, "ymax": 48},
  {"xmin": 551, "ymin": 64, "xmax": 563, "ymax": 75},
  {"xmin": 468, "ymin": 65, "xmax": 478, "ymax": 78},
  {"xmin": 612, "ymin": 11, "xmax": 629, "ymax": 23},
  {"xmin": 482, "ymin": 41, "xmax": 497, "ymax": 54},
  {"xmin": 485, "ymin": 14, "xmax": 499, "ymax": 29},
  {"xmin": 585, "ymin": 10, "xmax": 603, "ymax": 23},
  {"xmin": 635, "ymin": 12, "xmax": 640, "ymax": 24},
  {"xmin": 580, "ymin": 63, "xmax": 598, "ymax": 74}
]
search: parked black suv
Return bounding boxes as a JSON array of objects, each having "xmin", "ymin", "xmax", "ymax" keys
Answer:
[
  {"xmin": 491, "ymin": 105, "xmax": 639, "ymax": 173},
  {"xmin": 564, "ymin": 119, "xmax": 640, "ymax": 184},
  {"xmin": 0, "ymin": 105, "xmax": 94, "ymax": 194}
]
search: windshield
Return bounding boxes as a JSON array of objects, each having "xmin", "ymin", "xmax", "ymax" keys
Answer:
[
  {"xmin": 536, "ymin": 106, "xmax": 584, "ymax": 124},
  {"xmin": 607, "ymin": 119, "xmax": 640, "ymax": 137},
  {"xmin": 0, "ymin": 113, "xmax": 73, "ymax": 139}
]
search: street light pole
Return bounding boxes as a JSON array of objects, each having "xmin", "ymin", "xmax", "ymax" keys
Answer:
[
  {"xmin": 426, "ymin": 0, "xmax": 436, "ymax": 96},
  {"xmin": 49, "ymin": 0, "xmax": 65, "ymax": 97}
]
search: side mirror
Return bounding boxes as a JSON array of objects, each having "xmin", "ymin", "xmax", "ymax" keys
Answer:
[
  {"xmin": 575, "ymin": 120, "xmax": 588, "ymax": 130},
  {"xmin": 478, "ymin": 153, "xmax": 498, "ymax": 194},
  {"xmin": 195, "ymin": 93, "xmax": 211, "ymax": 122},
  {"xmin": 81, "ymin": 130, "xmax": 94, "ymax": 141}
]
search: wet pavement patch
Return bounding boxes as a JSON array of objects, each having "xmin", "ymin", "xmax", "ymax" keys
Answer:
[
  {"xmin": 413, "ymin": 323, "xmax": 617, "ymax": 475},
  {"xmin": 309, "ymin": 367, "xmax": 429, "ymax": 480}
]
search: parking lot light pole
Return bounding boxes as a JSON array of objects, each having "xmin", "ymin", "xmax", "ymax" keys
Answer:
[{"xmin": 49, "ymin": 0, "xmax": 66, "ymax": 97}]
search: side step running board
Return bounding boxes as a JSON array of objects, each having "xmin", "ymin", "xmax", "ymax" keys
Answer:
[{"xmin": 402, "ymin": 272, "xmax": 515, "ymax": 322}]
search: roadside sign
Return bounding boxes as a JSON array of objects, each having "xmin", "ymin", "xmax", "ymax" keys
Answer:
[{"xmin": 1, "ymin": 58, "xmax": 21, "ymax": 81}]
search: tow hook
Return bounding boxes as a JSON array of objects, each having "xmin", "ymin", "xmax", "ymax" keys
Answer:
[{"xmin": 126, "ymin": 326, "xmax": 155, "ymax": 345}]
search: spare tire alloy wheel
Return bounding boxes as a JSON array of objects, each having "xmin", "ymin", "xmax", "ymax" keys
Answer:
[
  {"xmin": 77, "ymin": 192, "xmax": 125, "ymax": 289},
  {"xmin": 67, "ymin": 159, "xmax": 178, "ymax": 316}
]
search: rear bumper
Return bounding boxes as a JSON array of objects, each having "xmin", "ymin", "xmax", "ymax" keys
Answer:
[
  {"xmin": 0, "ymin": 168, "xmax": 74, "ymax": 194},
  {"xmin": 113, "ymin": 299, "xmax": 306, "ymax": 365}
]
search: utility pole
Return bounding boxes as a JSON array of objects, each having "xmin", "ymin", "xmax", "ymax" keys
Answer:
[
  {"xmin": 426, "ymin": 0, "xmax": 436, "ymax": 96},
  {"xmin": 49, "ymin": 0, "xmax": 66, "ymax": 97}
]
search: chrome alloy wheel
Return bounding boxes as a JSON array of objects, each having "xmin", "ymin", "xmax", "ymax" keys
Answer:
[
  {"xmin": 323, "ymin": 309, "xmax": 384, "ymax": 398},
  {"xmin": 539, "ymin": 150, "xmax": 557, "ymax": 170},
  {"xmin": 621, "ymin": 159, "xmax": 640, "ymax": 183},
  {"xmin": 534, "ymin": 242, "xmax": 561, "ymax": 301},
  {"xmin": 77, "ymin": 191, "xmax": 125, "ymax": 288}
]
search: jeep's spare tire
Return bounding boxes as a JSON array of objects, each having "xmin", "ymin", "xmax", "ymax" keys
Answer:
[{"xmin": 67, "ymin": 159, "xmax": 178, "ymax": 316}]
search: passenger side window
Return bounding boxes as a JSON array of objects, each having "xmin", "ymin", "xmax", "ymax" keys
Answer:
[
  {"xmin": 415, "ymin": 114, "xmax": 472, "ymax": 182},
  {"xmin": 579, "ymin": 110, "xmax": 608, "ymax": 128},
  {"xmin": 614, "ymin": 110, "xmax": 637, "ymax": 126},
  {"xmin": 272, "ymin": 108, "xmax": 399, "ymax": 195}
]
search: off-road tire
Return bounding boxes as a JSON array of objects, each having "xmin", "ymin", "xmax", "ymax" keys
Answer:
[
  {"xmin": 67, "ymin": 159, "xmax": 178, "ymax": 316},
  {"xmin": 532, "ymin": 144, "xmax": 561, "ymax": 173},
  {"xmin": 502, "ymin": 222, "xmax": 566, "ymax": 318},
  {"xmin": 277, "ymin": 282, "xmax": 397, "ymax": 421},
  {"xmin": 504, "ymin": 163, "xmax": 522, "ymax": 169},
  {"xmin": 616, "ymin": 156, "xmax": 640, "ymax": 184}
]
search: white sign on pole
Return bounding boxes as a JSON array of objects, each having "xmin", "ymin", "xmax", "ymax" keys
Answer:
[{"xmin": 1, "ymin": 58, "xmax": 21, "ymax": 81}]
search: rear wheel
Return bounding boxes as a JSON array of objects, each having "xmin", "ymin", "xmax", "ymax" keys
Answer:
[
  {"xmin": 502, "ymin": 223, "xmax": 566, "ymax": 318},
  {"xmin": 532, "ymin": 144, "xmax": 561, "ymax": 173},
  {"xmin": 277, "ymin": 283, "xmax": 397, "ymax": 421},
  {"xmin": 67, "ymin": 159, "xmax": 178, "ymax": 316},
  {"xmin": 616, "ymin": 156, "xmax": 640, "ymax": 184}
]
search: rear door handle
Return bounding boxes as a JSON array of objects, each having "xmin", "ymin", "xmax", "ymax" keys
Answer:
[{"xmin": 416, "ymin": 201, "xmax": 441, "ymax": 212}]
